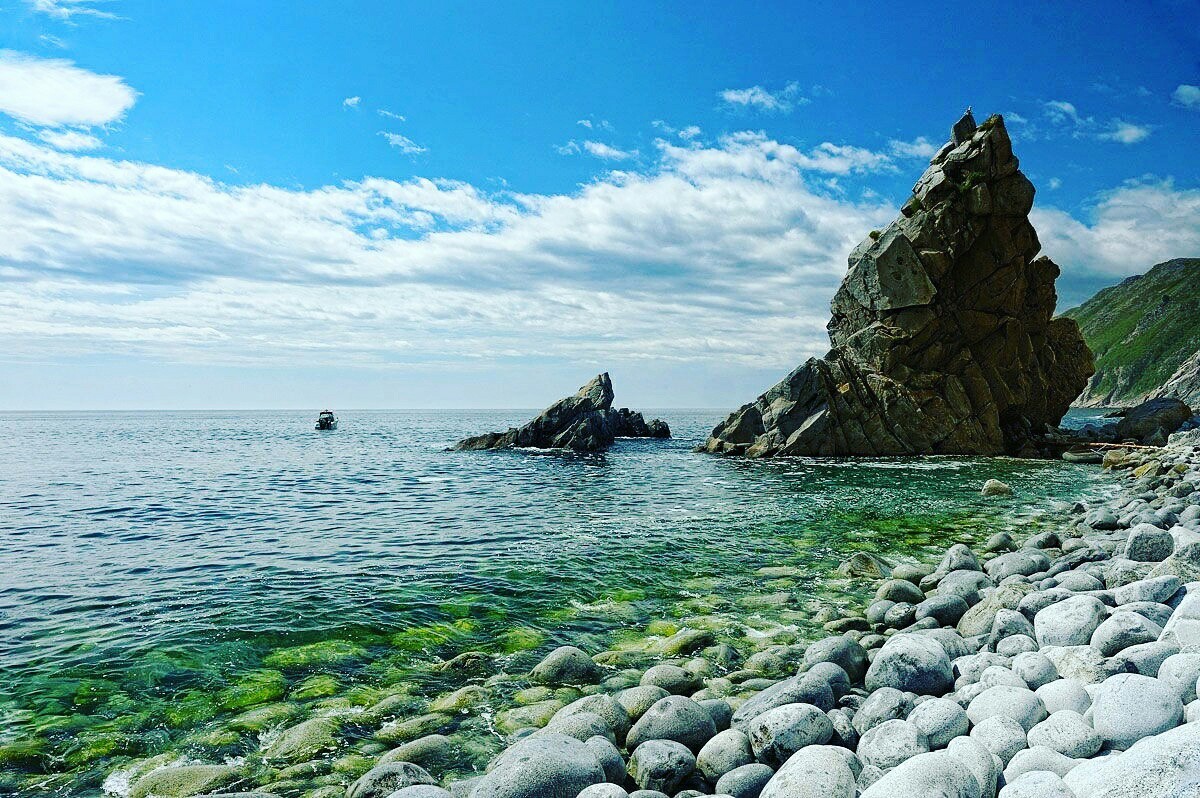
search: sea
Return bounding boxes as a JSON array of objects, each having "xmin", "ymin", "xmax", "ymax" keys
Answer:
[{"xmin": 0, "ymin": 408, "xmax": 1117, "ymax": 795}]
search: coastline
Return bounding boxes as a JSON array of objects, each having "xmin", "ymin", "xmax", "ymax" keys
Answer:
[{"xmin": 74, "ymin": 427, "xmax": 1200, "ymax": 797}]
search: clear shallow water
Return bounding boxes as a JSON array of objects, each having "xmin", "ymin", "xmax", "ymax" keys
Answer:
[{"xmin": 0, "ymin": 410, "xmax": 1116, "ymax": 795}]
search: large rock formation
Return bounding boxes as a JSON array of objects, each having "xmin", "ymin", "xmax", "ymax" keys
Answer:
[
  {"xmin": 704, "ymin": 111, "xmax": 1094, "ymax": 458},
  {"xmin": 453, "ymin": 373, "xmax": 669, "ymax": 452}
]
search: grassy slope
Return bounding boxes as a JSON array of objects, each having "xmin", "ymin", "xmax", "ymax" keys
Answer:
[{"xmin": 1062, "ymin": 258, "xmax": 1200, "ymax": 405}]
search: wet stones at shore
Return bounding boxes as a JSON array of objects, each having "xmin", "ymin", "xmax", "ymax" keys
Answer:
[
  {"xmin": 452, "ymin": 373, "xmax": 669, "ymax": 452},
  {"xmin": 108, "ymin": 430, "xmax": 1200, "ymax": 798}
]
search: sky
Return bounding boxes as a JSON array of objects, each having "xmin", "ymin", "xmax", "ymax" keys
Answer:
[{"xmin": 0, "ymin": 1, "xmax": 1198, "ymax": 410}]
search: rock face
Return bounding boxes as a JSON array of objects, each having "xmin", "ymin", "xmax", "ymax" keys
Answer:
[
  {"xmin": 703, "ymin": 111, "xmax": 1093, "ymax": 457},
  {"xmin": 453, "ymin": 373, "xmax": 669, "ymax": 452}
]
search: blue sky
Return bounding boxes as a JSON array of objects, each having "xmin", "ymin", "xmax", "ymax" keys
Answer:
[{"xmin": 0, "ymin": 0, "xmax": 1198, "ymax": 409}]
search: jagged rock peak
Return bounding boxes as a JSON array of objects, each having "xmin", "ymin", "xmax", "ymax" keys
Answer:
[
  {"xmin": 453, "ymin": 373, "xmax": 670, "ymax": 452},
  {"xmin": 703, "ymin": 112, "xmax": 1095, "ymax": 458}
]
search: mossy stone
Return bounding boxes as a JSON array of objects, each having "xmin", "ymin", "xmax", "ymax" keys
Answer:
[
  {"xmin": 374, "ymin": 712, "xmax": 454, "ymax": 743},
  {"xmin": 291, "ymin": 675, "xmax": 341, "ymax": 701},
  {"xmin": 512, "ymin": 686, "xmax": 554, "ymax": 705},
  {"xmin": 500, "ymin": 627, "xmax": 545, "ymax": 653},
  {"xmin": 330, "ymin": 753, "xmax": 373, "ymax": 776},
  {"xmin": 428, "ymin": 685, "xmax": 490, "ymax": 714},
  {"xmin": 262, "ymin": 716, "xmax": 341, "ymax": 762},
  {"xmin": 218, "ymin": 670, "xmax": 287, "ymax": 711},
  {"xmin": 129, "ymin": 764, "xmax": 238, "ymax": 798},
  {"xmin": 494, "ymin": 699, "xmax": 563, "ymax": 734},
  {"xmin": 229, "ymin": 702, "xmax": 302, "ymax": 732},
  {"xmin": 264, "ymin": 640, "xmax": 367, "ymax": 669}
]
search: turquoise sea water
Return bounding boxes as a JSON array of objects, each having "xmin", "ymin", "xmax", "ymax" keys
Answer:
[{"xmin": 0, "ymin": 409, "xmax": 1116, "ymax": 795}]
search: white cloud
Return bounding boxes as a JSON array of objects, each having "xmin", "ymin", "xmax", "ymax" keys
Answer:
[
  {"xmin": 26, "ymin": 0, "xmax": 116, "ymax": 19},
  {"xmin": 719, "ymin": 82, "xmax": 806, "ymax": 113},
  {"xmin": 1035, "ymin": 179, "xmax": 1200, "ymax": 282},
  {"xmin": 0, "ymin": 50, "xmax": 136, "ymax": 127},
  {"xmin": 1047, "ymin": 177, "xmax": 1062, "ymax": 190},
  {"xmin": 887, "ymin": 136, "xmax": 938, "ymax": 159},
  {"xmin": 37, "ymin": 128, "xmax": 102, "ymax": 150},
  {"xmin": 0, "ymin": 130, "xmax": 897, "ymax": 371},
  {"xmin": 1172, "ymin": 84, "xmax": 1200, "ymax": 109},
  {"xmin": 582, "ymin": 140, "xmax": 636, "ymax": 160},
  {"xmin": 38, "ymin": 34, "xmax": 68, "ymax": 48},
  {"xmin": 379, "ymin": 131, "xmax": 426, "ymax": 154},
  {"xmin": 378, "ymin": 109, "xmax": 405, "ymax": 120},
  {"xmin": 1041, "ymin": 100, "xmax": 1150, "ymax": 144},
  {"xmin": 1099, "ymin": 119, "xmax": 1150, "ymax": 144},
  {"xmin": 679, "ymin": 126, "xmax": 702, "ymax": 140},
  {"xmin": 342, "ymin": 96, "xmax": 361, "ymax": 109},
  {"xmin": 1045, "ymin": 99, "xmax": 1086, "ymax": 126}
]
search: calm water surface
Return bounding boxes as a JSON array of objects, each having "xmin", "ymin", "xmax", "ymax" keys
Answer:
[{"xmin": 0, "ymin": 409, "xmax": 1116, "ymax": 795}]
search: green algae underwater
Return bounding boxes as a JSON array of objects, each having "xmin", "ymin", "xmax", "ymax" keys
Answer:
[{"xmin": 0, "ymin": 410, "xmax": 1117, "ymax": 796}]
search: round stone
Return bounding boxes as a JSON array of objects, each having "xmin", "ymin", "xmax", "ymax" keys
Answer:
[
  {"xmin": 746, "ymin": 702, "xmax": 833, "ymax": 768},
  {"xmin": 906, "ymin": 697, "xmax": 968, "ymax": 748},
  {"xmin": 864, "ymin": 634, "xmax": 953, "ymax": 695}
]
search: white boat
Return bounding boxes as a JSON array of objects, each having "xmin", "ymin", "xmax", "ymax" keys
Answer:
[{"xmin": 315, "ymin": 410, "xmax": 338, "ymax": 430}]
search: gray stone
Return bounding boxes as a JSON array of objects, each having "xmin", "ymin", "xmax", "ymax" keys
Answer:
[
  {"xmin": 731, "ymin": 674, "xmax": 834, "ymax": 731},
  {"xmin": 626, "ymin": 696, "xmax": 717, "ymax": 752},
  {"xmin": 864, "ymin": 634, "xmax": 953, "ymax": 695},
  {"xmin": 466, "ymin": 733, "xmax": 603, "ymax": 798},
  {"xmin": 627, "ymin": 739, "xmax": 694, "ymax": 794},
  {"xmin": 944, "ymin": 736, "xmax": 1000, "ymax": 798},
  {"xmin": 852, "ymin": 687, "xmax": 913, "ymax": 735},
  {"xmin": 640, "ymin": 664, "xmax": 701, "ymax": 695},
  {"xmin": 969, "ymin": 714, "xmax": 1028, "ymax": 765},
  {"xmin": 1011, "ymin": 652, "xmax": 1058, "ymax": 689},
  {"xmin": 617, "ymin": 686, "xmax": 671, "ymax": 721},
  {"xmin": 347, "ymin": 763, "xmax": 437, "ymax": 798},
  {"xmin": 1064, "ymin": 721, "xmax": 1200, "ymax": 797},
  {"xmin": 856, "ymin": 718, "xmax": 929, "ymax": 770},
  {"xmin": 916, "ymin": 595, "xmax": 971, "ymax": 626},
  {"xmin": 858, "ymin": 750, "xmax": 982, "ymax": 798},
  {"xmin": 530, "ymin": 646, "xmax": 602, "ymax": 686},
  {"xmin": 556, "ymin": 694, "xmax": 632, "ymax": 745},
  {"xmin": 1026, "ymin": 710, "xmax": 1101, "ymax": 758},
  {"xmin": 1160, "ymin": 591, "xmax": 1200, "ymax": 644},
  {"xmin": 876, "ymin": 579, "xmax": 925, "ymax": 604},
  {"xmin": 695, "ymin": 729, "xmax": 752, "ymax": 783},
  {"xmin": 576, "ymin": 786, "xmax": 630, "ymax": 798},
  {"xmin": 996, "ymin": 634, "xmax": 1038, "ymax": 656},
  {"xmin": 1124, "ymin": 523, "xmax": 1175, "ymax": 562},
  {"xmin": 758, "ymin": 745, "xmax": 857, "ymax": 798},
  {"xmin": 1034, "ymin": 679, "xmax": 1091, "ymax": 715},
  {"xmin": 987, "ymin": 551, "xmax": 1051, "ymax": 582},
  {"xmin": 584, "ymin": 735, "xmax": 626, "ymax": 784},
  {"xmin": 746, "ymin": 703, "xmax": 833, "ymax": 768},
  {"xmin": 1089, "ymin": 672, "xmax": 1182, "ymax": 750},
  {"xmin": 906, "ymin": 697, "xmax": 969, "ymax": 748},
  {"xmin": 1033, "ymin": 596, "xmax": 1107, "ymax": 647},
  {"xmin": 1157, "ymin": 651, "xmax": 1200, "ymax": 702},
  {"xmin": 1002, "ymin": 746, "xmax": 1080, "ymax": 782},
  {"xmin": 803, "ymin": 636, "xmax": 867, "ymax": 682},
  {"xmin": 716, "ymin": 763, "xmax": 775, "ymax": 798},
  {"xmin": 967, "ymin": 685, "xmax": 1047, "ymax": 731},
  {"xmin": 997, "ymin": 771, "xmax": 1074, "ymax": 798}
]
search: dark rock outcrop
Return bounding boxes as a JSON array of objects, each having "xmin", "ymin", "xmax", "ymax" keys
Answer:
[
  {"xmin": 704, "ymin": 111, "xmax": 1094, "ymax": 457},
  {"xmin": 1116, "ymin": 398, "xmax": 1194, "ymax": 444},
  {"xmin": 453, "ymin": 373, "xmax": 669, "ymax": 452}
]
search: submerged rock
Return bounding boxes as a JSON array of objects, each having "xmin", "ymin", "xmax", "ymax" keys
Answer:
[
  {"xmin": 702, "ymin": 111, "xmax": 1093, "ymax": 457},
  {"xmin": 452, "ymin": 373, "xmax": 668, "ymax": 452}
]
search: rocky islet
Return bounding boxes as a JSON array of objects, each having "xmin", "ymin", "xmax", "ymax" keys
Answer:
[{"xmin": 703, "ymin": 111, "xmax": 1094, "ymax": 458}]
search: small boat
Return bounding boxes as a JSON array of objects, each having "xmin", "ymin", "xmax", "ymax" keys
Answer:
[
  {"xmin": 315, "ymin": 410, "xmax": 338, "ymax": 430},
  {"xmin": 1061, "ymin": 445, "xmax": 1102, "ymax": 464}
]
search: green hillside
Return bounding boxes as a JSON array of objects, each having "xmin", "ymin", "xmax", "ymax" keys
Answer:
[{"xmin": 1062, "ymin": 258, "xmax": 1200, "ymax": 406}]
